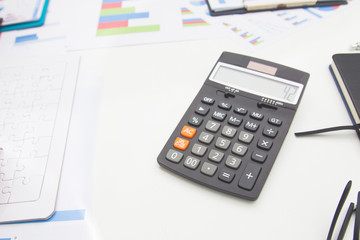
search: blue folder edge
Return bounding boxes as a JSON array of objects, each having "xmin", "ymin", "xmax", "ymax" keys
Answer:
[{"xmin": 0, "ymin": 0, "xmax": 50, "ymax": 32}]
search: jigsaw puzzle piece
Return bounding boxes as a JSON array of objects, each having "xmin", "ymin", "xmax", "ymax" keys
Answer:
[
  {"xmin": 12, "ymin": 138, "xmax": 38, "ymax": 159},
  {"xmin": 14, "ymin": 156, "xmax": 47, "ymax": 179},
  {"xmin": 0, "ymin": 179, "xmax": 13, "ymax": 204},
  {"xmin": 8, "ymin": 175, "xmax": 43, "ymax": 203},
  {"xmin": 0, "ymin": 157, "xmax": 24, "ymax": 181}
]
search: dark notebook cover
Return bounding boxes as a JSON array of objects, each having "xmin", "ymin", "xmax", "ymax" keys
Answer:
[{"xmin": 330, "ymin": 53, "xmax": 360, "ymax": 138}]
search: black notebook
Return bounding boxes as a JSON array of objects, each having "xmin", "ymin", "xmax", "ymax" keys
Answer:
[{"xmin": 330, "ymin": 53, "xmax": 360, "ymax": 138}]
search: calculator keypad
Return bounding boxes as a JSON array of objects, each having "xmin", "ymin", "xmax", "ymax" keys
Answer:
[{"xmin": 163, "ymin": 94, "xmax": 284, "ymax": 200}]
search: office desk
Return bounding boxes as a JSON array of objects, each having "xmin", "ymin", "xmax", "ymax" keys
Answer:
[
  {"xmin": 85, "ymin": 4, "xmax": 360, "ymax": 240},
  {"xmin": 1, "ymin": 1, "xmax": 360, "ymax": 240}
]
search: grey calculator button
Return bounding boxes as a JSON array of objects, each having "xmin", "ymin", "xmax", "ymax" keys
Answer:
[
  {"xmin": 218, "ymin": 169, "xmax": 235, "ymax": 183},
  {"xmin": 215, "ymin": 137, "xmax": 231, "ymax": 150},
  {"xmin": 234, "ymin": 107, "xmax": 247, "ymax": 115},
  {"xmin": 198, "ymin": 132, "xmax": 214, "ymax": 144},
  {"xmin": 225, "ymin": 155, "xmax": 242, "ymax": 169},
  {"xmin": 268, "ymin": 117, "xmax": 282, "ymax": 126},
  {"xmin": 263, "ymin": 126, "xmax": 278, "ymax": 138},
  {"xmin": 166, "ymin": 149, "xmax": 184, "ymax": 163},
  {"xmin": 238, "ymin": 131, "xmax": 254, "ymax": 143},
  {"xmin": 212, "ymin": 110, "xmax": 227, "ymax": 121},
  {"xmin": 257, "ymin": 138, "xmax": 273, "ymax": 150},
  {"xmin": 232, "ymin": 143, "xmax": 248, "ymax": 156},
  {"xmin": 201, "ymin": 162, "xmax": 217, "ymax": 176},
  {"xmin": 191, "ymin": 143, "xmax": 207, "ymax": 157},
  {"xmin": 250, "ymin": 111, "xmax": 264, "ymax": 120},
  {"xmin": 189, "ymin": 115, "xmax": 203, "ymax": 127},
  {"xmin": 202, "ymin": 96, "xmax": 215, "ymax": 105},
  {"xmin": 221, "ymin": 125, "xmax": 237, "ymax": 138},
  {"xmin": 184, "ymin": 156, "xmax": 201, "ymax": 170},
  {"xmin": 218, "ymin": 102, "xmax": 232, "ymax": 110},
  {"xmin": 251, "ymin": 151, "xmax": 267, "ymax": 163},
  {"xmin": 195, "ymin": 105, "xmax": 210, "ymax": 116},
  {"xmin": 208, "ymin": 149, "xmax": 224, "ymax": 163},
  {"xmin": 244, "ymin": 121, "xmax": 259, "ymax": 132},
  {"xmin": 205, "ymin": 120, "xmax": 221, "ymax": 133},
  {"xmin": 238, "ymin": 163, "xmax": 261, "ymax": 190},
  {"xmin": 228, "ymin": 115, "xmax": 242, "ymax": 126}
]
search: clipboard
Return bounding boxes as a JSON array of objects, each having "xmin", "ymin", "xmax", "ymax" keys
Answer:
[
  {"xmin": 206, "ymin": 0, "xmax": 347, "ymax": 16},
  {"xmin": 0, "ymin": 0, "xmax": 49, "ymax": 32}
]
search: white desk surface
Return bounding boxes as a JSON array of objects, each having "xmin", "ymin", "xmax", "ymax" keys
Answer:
[
  {"xmin": 85, "ymin": 4, "xmax": 360, "ymax": 240},
  {"xmin": 2, "ymin": 2, "xmax": 360, "ymax": 240}
]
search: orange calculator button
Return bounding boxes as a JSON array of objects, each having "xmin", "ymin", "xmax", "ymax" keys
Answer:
[
  {"xmin": 174, "ymin": 137, "xmax": 190, "ymax": 151},
  {"xmin": 181, "ymin": 126, "xmax": 197, "ymax": 139}
]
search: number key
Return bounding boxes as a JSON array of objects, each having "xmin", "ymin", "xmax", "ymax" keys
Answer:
[
  {"xmin": 205, "ymin": 120, "xmax": 220, "ymax": 133},
  {"xmin": 184, "ymin": 156, "xmax": 201, "ymax": 170},
  {"xmin": 191, "ymin": 144, "xmax": 207, "ymax": 157},
  {"xmin": 215, "ymin": 137, "xmax": 231, "ymax": 150},
  {"xmin": 198, "ymin": 132, "xmax": 214, "ymax": 144},
  {"xmin": 225, "ymin": 155, "xmax": 242, "ymax": 169},
  {"xmin": 232, "ymin": 143, "xmax": 248, "ymax": 156},
  {"xmin": 208, "ymin": 149, "xmax": 224, "ymax": 163},
  {"xmin": 221, "ymin": 125, "xmax": 237, "ymax": 138},
  {"xmin": 238, "ymin": 131, "xmax": 254, "ymax": 144},
  {"xmin": 166, "ymin": 149, "xmax": 184, "ymax": 163}
]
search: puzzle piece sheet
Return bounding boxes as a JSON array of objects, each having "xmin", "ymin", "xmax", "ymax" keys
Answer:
[{"xmin": 0, "ymin": 55, "xmax": 80, "ymax": 223}]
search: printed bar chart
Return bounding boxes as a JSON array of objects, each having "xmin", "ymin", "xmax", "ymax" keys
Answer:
[
  {"xmin": 181, "ymin": 7, "xmax": 209, "ymax": 27},
  {"xmin": 96, "ymin": 0, "xmax": 160, "ymax": 37}
]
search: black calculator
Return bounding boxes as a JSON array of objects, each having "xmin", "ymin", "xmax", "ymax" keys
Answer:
[{"xmin": 157, "ymin": 52, "xmax": 309, "ymax": 200}]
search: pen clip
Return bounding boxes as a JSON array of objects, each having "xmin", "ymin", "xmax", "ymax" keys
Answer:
[{"xmin": 244, "ymin": 0, "xmax": 317, "ymax": 11}]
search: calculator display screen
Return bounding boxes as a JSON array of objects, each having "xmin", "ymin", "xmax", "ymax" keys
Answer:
[{"xmin": 210, "ymin": 62, "xmax": 304, "ymax": 105}]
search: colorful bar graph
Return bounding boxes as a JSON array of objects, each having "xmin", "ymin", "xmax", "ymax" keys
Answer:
[
  {"xmin": 15, "ymin": 34, "xmax": 39, "ymax": 44},
  {"xmin": 182, "ymin": 18, "xmax": 209, "ymax": 27},
  {"xmin": 231, "ymin": 27, "xmax": 241, "ymax": 33},
  {"xmin": 102, "ymin": 2, "xmax": 123, "ymax": 9},
  {"xmin": 241, "ymin": 32, "xmax": 253, "ymax": 39},
  {"xmin": 181, "ymin": 7, "xmax": 209, "ymax": 27},
  {"xmin": 96, "ymin": 0, "xmax": 160, "ymax": 37},
  {"xmin": 277, "ymin": 10, "xmax": 310, "ymax": 26},
  {"xmin": 223, "ymin": 22, "xmax": 264, "ymax": 46},
  {"xmin": 181, "ymin": 7, "xmax": 193, "ymax": 15},
  {"xmin": 250, "ymin": 37, "xmax": 264, "ymax": 45},
  {"xmin": 293, "ymin": 19, "xmax": 308, "ymax": 25}
]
